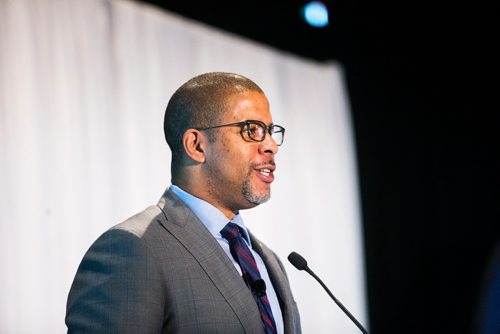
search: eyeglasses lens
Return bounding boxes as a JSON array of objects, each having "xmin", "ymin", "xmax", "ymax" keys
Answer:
[
  {"xmin": 245, "ymin": 122, "xmax": 284, "ymax": 146},
  {"xmin": 271, "ymin": 128, "xmax": 283, "ymax": 146}
]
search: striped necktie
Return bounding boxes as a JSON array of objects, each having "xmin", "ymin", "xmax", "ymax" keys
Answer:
[{"xmin": 221, "ymin": 222, "xmax": 278, "ymax": 334}]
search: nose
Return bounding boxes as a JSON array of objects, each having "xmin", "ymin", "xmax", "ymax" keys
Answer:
[{"xmin": 258, "ymin": 132, "xmax": 278, "ymax": 155}]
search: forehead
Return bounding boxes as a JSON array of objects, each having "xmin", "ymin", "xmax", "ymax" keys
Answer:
[{"xmin": 222, "ymin": 91, "xmax": 271, "ymax": 123}]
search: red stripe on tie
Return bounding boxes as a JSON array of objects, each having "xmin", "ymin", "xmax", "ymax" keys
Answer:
[
  {"xmin": 261, "ymin": 312, "xmax": 276, "ymax": 330},
  {"xmin": 234, "ymin": 244, "xmax": 258, "ymax": 269}
]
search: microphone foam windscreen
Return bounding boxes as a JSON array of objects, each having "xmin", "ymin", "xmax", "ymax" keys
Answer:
[{"xmin": 288, "ymin": 252, "xmax": 308, "ymax": 270}]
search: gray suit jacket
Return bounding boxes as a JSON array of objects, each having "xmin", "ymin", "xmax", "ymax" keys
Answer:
[{"xmin": 66, "ymin": 189, "xmax": 301, "ymax": 333}]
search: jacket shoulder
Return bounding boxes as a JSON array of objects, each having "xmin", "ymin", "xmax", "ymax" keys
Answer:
[{"xmin": 110, "ymin": 205, "xmax": 165, "ymax": 239}]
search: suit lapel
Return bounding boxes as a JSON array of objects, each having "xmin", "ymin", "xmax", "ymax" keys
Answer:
[{"xmin": 156, "ymin": 189, "xmax": 263, "ymax": 334}]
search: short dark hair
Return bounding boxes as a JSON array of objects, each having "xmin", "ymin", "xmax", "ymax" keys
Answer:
[{"xmin": 164, "ymin": 72, "xmax": 264, "ymax": 164}]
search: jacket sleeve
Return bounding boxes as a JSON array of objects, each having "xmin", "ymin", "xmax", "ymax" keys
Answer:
[{"xmin": 65, "ymin": 228, "xmax": 166, "ymax": 333}]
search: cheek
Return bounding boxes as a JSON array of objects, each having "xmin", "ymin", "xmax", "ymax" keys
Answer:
[
  {"xmin": 212, "ymin": 136, "xmax": 257, "ymax": 176},
  {"xmin": 224, "ymin": 149, "xmax": 254, "ymax": 180},
  {"xmin": 219, "ymin": 137, "xmax": 250, "ymax": 161}
]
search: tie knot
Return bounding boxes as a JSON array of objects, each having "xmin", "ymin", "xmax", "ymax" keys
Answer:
[{"xmin": 220, "ymin": 222, "xmax": 242, "ymax": 241}]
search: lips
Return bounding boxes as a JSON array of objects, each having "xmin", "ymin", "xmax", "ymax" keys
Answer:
[{"xmin": 254, "ymin": 163, "xmax": 276, "ymax": 183}]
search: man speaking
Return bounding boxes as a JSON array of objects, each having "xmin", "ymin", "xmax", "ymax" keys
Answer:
[{"xmin": 66, "ymin": 72, "xmax": 301, "ymax": 333}]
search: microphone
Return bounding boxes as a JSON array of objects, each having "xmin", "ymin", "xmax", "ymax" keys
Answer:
[
  {"xmin": 288, "ymin": 251, "xmax": 368, "ymax": 334},
  {"xmin": 251, "ymin": 278, "xmax": 267, "ymax": 297}
]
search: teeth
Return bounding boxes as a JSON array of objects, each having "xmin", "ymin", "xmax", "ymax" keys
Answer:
[{"xmin": 260, "ymin": 169, "xmax": 270, "ymax": 176}]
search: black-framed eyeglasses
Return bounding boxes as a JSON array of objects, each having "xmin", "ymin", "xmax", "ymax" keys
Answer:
[{"xmin": 195, "ymin": 120, "xmax": 285, "ymax": 146}]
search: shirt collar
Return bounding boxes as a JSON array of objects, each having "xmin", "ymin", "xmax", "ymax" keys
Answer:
[{"xmin": 169, "ymin": 185, "xmax": 252, "ymax": 246}]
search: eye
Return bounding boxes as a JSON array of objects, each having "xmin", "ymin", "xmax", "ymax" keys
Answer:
[{"xmin": 247, "ymin": 123, "xmax": 260, "ymax": 134}]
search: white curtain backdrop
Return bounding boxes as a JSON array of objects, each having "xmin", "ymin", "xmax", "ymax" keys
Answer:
[{"xmin": 0, "ymin": 0, "xmax": 367, "ymax": 332}]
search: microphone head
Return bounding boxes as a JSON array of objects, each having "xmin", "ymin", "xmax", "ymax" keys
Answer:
[
  {"xmin": 252, "ymin": 279, "xmax": 266, "ymax": 292},
  {"xmin": 251, "ymin": 279, "xmax": 266, "ymax": 297},
  {"xmin": 288, "ymin": 251, "xmax": 308, "ymax": 271}
]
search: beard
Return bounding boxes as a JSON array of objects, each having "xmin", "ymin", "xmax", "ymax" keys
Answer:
[
  {"xmin": 204, "ymin": 154, "xmax": 272, "ymax": 208},
  {"xmin": 241, "ymin": 169, "xmax": 271, "ymax": 205}
]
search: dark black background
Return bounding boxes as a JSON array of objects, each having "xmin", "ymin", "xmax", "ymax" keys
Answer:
[{"xmin": 138, "ymin": 1, "xmax": 499, "ymax": 333}]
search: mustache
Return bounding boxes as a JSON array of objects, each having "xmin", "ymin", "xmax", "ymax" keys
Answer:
[
  {"xmin": 251, "ymin": 160, "xmax": 275, "ymax": 169},
  {"xmin": 207, "ymin": 160, "xmax": 275, "ymax": 170}
]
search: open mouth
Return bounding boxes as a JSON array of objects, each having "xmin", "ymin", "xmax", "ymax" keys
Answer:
[
  {"xmin": 259, "ymin": 168, "xmax": 271, "ymax": 176},
  {"xmin": 254, "ymin": 164, "xmax": 275, "ymax": 183}
]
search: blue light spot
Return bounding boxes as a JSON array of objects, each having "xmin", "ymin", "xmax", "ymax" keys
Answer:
[{"xmin": 303, "ymin": 1, "xmax": 329, "ymax": 28}]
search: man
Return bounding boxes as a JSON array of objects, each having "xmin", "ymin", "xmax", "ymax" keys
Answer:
[{"xmin": 66, "ymin": 72, "xmax": 301, "ymax": 333}]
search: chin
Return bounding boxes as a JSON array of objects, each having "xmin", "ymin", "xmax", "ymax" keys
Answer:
[
  {"xmin": 241, "ymin": 173, "xmax": 272, "ymax": 205},
  {"xmin": 242, "ymin": 188, "xmax": 271, "ymax": 205}
]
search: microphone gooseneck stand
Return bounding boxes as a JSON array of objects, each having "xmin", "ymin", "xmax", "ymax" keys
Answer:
[{"xmin": 288, "ymin": 251, "xmax": 368, "ymax": 334}]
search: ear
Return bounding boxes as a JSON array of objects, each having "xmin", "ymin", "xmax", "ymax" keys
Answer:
[{"xmin": 182, "ymin": 129, "xmax": 206, "ymax": 163}]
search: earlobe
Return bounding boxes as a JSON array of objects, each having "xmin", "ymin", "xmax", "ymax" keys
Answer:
[{"xmin": 183, "ymin": 129, "xmax": 206, "ymax": 163}]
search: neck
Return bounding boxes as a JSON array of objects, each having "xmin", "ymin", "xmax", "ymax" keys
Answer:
[{"xmin": 173, "ymin": 174, "xmax": 238, "ymax": 221}]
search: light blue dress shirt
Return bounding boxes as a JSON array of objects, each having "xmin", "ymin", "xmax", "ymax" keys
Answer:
[{"xmin": 170, "ymin": 185, "xmax": 284, "ymax": 334}]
